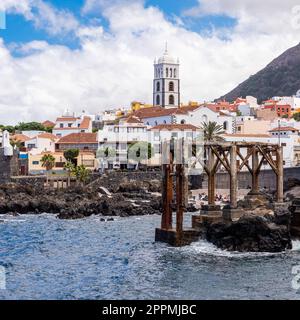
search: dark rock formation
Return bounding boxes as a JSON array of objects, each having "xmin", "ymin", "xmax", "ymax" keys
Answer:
[
  {"xmin": 0, "ymin": 174, "xmax": 162, "ymax": 219},
  {"xmin": 205, "ymin": 212, "xmax": 292, "ymax": 252}
]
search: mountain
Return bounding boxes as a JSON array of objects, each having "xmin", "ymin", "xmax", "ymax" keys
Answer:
[{"xmin": 219, "ymin": 42, "xmax": 300, "ymax": 103}]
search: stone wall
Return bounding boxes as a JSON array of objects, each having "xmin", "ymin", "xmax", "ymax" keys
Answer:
[
  {"xmin": 0, "ymin": 149, "xmax": 19, "ymax": 184},
  {"xmin": 10, "ymin": 176, "xmax": 46, "ymax": 190}
]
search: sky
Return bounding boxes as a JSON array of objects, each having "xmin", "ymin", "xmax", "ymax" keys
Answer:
[{"xmin": 0, "ymin": 0, "xmax": 300, "ymax": 125}]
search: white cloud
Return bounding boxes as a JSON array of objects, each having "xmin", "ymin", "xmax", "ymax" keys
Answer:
[
  {"xmin": 184, "ymin": 0, "xmax": 300, "ymax": 36},
  {"xmin": 0, "ymin": 0, "xmax": 300, "ymax": 124},
  {"xmin": 0, "ymin": 0, "xmax": 78, "ymax": 35}
]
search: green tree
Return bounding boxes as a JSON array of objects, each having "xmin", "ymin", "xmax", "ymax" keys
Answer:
[
  {"xmin": 293, "ymin": 112, "xmax": 300, "ymax": 122},
  {"xmin": 41, "ymin": 154, "xmax": 56, "ymax": 186},
  {"xmin": 15, "ymin": 122, "xmax": 46, "ymax": 132},
  {"xmin": 63, "ymin": 149, "xmax": 79, "ymax": 165},
  {"xmin": 127, "ymin": 141, "xmax": 154, "ymax": 170},
  {"xmin": 73, "ymin": 165, "xmax": 91, "ymax": 185},
  {"xmin": 201, "ymin": 121, "xmax": 225, "ymax": 142}
]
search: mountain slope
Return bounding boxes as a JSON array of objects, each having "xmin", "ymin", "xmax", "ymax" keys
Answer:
[{"xmin": 219, "ymin": 42, "xmax": 300, "ymax": 102}]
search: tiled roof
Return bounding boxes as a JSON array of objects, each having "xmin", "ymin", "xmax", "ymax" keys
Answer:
[
  {"xmin": 42, "ymin": 120, "xmax": 55, "ymax": 128},
  {"xmin": 36, "ymin": 133, "xmax": 58, "ymax": 141},
  {"xmin": 56, "ymin": 117, "xmax": 78, "ymax": 122},
  {"xmin": 224, "ymin": 134, "xmax": 271, "ymax": 138},
  {"xmin": 150, "ymin": 124, "xmax": 200, "ymax": 131},
  {"xmin": 269, "ymin": 126, "xmax": 299, "ymax": 132},
  {"xmin": 132, "ymin": 107, "xmax": 185, "ymax": 119},
  {"xmin": 10, "ymin": 134, "xmax": 31, "ymax": 143},
  {"xmin": 56, "ymin": 133, "xmax": 97, "ymax": 144},
  {"xmin": 124, "ymin": 116, "xmax": 144, "ymax": 124},
  {"xmin": 79, "ymin": 117, "xmax": 91, "ymax": 129}
]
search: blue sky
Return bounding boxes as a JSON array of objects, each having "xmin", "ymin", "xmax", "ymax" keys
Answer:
[{"xmin": 0, "ymin": 0, "xmax": 236, "ymax": 50}]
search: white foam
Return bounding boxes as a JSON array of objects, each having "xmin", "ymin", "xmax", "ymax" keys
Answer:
[{"xmin": 182, "ymin": 240, "xmax": 286, "ymax": 258}]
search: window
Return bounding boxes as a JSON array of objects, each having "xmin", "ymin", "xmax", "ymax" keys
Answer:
[
  {"xmin": 154, "ymin": 132, "xmax": 160, "ymax": 141},
  {"xmin": 155, "ymin": 121, "xmax": 158, "ymax": 125},
  {"xmin": 156, "ymin": 82, "xmax": 160, "ymax": 92},
  {"xmin": 170, "ymin": 69, "xmax": 173, "ymax": 78},
  {"xmin": 223, "ymin": 121, "xmax": 228, "ymax": 130},
  {"xmin": 166, "ymin": 68, "xmax": 169, "ymax": 77},
  {"xmin": 32, "ymin": 161, "xmax": 39, "ymax": 165},
  {"xmin": 169, "ymin": 95, "xmax": 175, "ymax": 105},
  {"xmin": 60, "ymin": 123, "xmax": 63, "ymax": 128},
  {"xmin": 163, "ymin": 120, "xmax": 167, "ymax": 124},
  {"xmin": 171, "ymin": 133, "xmax": 178, "ymax": 139},
  {"xmin": 174, "ymin": 69, "xmax": 176, "ymax": 78},
  {"xmin": 27, "ymin": 144, "xmax": 36, "ymax": 149},
  {"xmin": 68, "ymin": 123, "xmax": 72, "ymax": 128},
  {"xmin": 154, "ymin": 144, "xmax": 161, "ymax": 154},
  {"xmin": 169, "ymin": 82, "xmax": 174, "ymax": 92},
  {"xmin": 180, "ymin": 119, "xmax": 186, "ymax": 124},
  {"xmin": 156, "ymin": 95, "xmax": 160, "ymax": 105}
]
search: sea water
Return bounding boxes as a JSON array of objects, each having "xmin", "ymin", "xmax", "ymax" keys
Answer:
[{"xmin": 0, "ymin": 213, "xmax": 300, "ymax": 300}]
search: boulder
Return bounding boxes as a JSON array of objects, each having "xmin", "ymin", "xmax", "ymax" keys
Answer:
[{"xmin": 206, "ymin": 213, "xmax": 292, "ymax": 252}]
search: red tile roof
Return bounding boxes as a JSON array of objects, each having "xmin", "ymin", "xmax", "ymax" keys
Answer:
[
  {"xmin": 132, "ymin": 107, "xmax": 186, "ymax": 119},
  {"xmin": 124, "ymin": 116, "xmax": 144, "ymax": 124},
  {"xmin": 42, "ymin": 120, "xmax": 55, "ymax": 128},
  {"xmin": 224, "ymin": 134, "xmax": 271, "ymax": 138},
  {"xmin": 56, "ymin": 117, "xmax": 78, "ymax": 122},
  {"xmin": 36, "ymin": 133, "xmax": 58, "ymax": 141},
  {"xmin": 10, "ymin": 134, "xmax": 31, "ymax": 143},
  {"xmin": 57, "ymin": 133, "xmax": 97, "ymax": 144},
  {"xmin": 150, "ymin": 124, "xmax": 200, "ymax": 131},
  {"xmin": 269, "ymin": 126, "xmax": 299, "ymax": 132},
  {"xmin": 79, "ymin": 117, "xmax": 91, "ymax": 129}
]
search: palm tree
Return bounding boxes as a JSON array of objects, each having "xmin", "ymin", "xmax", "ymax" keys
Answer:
[
  {"xmin": 73, "ymin": 165, "xmax": 90, "ymax": 186},
  {"xmin": 201, "ymin": 121, "xmax": 225, "ymax": 142},
  {"xmin": 41, "ymin": 154, "xmax": 55, "ymax": 186}
]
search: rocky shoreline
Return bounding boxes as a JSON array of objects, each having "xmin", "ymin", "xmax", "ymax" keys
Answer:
[{"xmin": 0, "ymin": 175, "xmax": 163, "ymax": 219}]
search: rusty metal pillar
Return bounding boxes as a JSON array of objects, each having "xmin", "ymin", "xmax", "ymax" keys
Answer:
[
  {"xmin": 176, "ymin": 164, "xmax": 184, "ymax": 233},
  {"xmin": 276, "ymin": 145, "xmax": 284, "ymax": 203},
  {"xmin": 251, "ymin": 146, "xmax": 259, "ymax": 194},
  {"xmin": 230, "ymin": 144, "xmax": 238, "ymax": 208},
  {"xmin": 207, "ymin": 148, "xmax": 216, "ymax": 206}
]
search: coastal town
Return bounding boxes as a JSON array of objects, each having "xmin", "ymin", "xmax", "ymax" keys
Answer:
[
  {"xmin": 2, "ymin": 0, "xmax": 300, "ymax": 304},
  {"xmin": 1, "ymin": 47, "xmax": 300, "ymax": 180}
]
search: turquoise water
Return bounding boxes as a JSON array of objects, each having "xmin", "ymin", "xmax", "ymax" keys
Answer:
[{"xmin": 0, "ymin": 213, "xmax": 300, "ymax": 300}]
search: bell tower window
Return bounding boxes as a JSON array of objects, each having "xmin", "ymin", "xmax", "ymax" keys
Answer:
[
  {"xmin": 169, "ymin": 82, "xmax": 174, "ymax": 92},
  {"xmin": 156, "ymin": 95, "xmax": 160, "ymax": 105},
  {"xmin": 156, "ymin": 82, "xmax": 160, "ymax": 92},
  {"xmin": 169, "ymin": 95, "xmax": 175, "ymax": 105}
]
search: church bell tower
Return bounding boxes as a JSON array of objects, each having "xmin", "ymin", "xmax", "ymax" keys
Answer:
[{"xmin": 153, "ymin": 44, "xmax": 180, "ymax": 109}]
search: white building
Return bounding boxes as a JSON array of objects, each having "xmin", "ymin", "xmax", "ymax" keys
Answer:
[
  {"xmin": 25, "ymin": 132, "xmax": 58, "ymax": 155},
  {"xmin": 53, "ymin": 114, "xmax": 92, "ymax": 138},
  {"xmin": 273, "ymin": 95, "xmax": 300, "ymax": 111},
  {"xmin": 224, "ymin": 133, "xmax": 300, "ymax": 168},
  {"xmin": 153, "ymin": 45, "xmax": 180, "ymax": 109},
  {"xmin": 98, "ymin": 116, "xmax": 148, "ymax": 169}
]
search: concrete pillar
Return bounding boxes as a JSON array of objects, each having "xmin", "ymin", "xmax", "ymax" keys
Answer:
[
  {"xmin": 230, "ymin": 145, "xmax": 238, "ymax": 208},
  {"xmin": 276, "ymin": 146, "xmax": 284, "ymax": 203},
  {"xmin": 251, "ymin": 147, "xmax": 259, "ymax": 194}
]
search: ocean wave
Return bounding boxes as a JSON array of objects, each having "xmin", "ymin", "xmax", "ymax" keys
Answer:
[{"xmin": 182, "ymin": 240, "xmax": 288, "ymax": 258}]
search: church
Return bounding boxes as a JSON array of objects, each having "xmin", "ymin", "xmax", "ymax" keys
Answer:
[{"xmin": 153, "ymin": 45, "xmax": 180, "ymax": 109}]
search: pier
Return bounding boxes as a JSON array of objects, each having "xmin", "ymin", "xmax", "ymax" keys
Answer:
[{"xmin": 155, "ymin": 141, "xmax": 286, "ymax": 247}]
